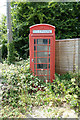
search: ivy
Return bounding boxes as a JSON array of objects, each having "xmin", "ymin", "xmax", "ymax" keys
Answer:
[{"xmin": 7, "ymin": 42, "xmax": 15, "ymax": 64}]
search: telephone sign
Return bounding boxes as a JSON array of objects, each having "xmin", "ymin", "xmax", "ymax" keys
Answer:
[
  {"xmin": 33, "ymin": 30, "xmax": 52, "ymax": 33},
  {"xmin": 29, "ymin": 24, "xmax": 55, "ymax": 82}
]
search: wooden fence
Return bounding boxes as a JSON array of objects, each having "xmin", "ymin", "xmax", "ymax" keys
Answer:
[
  {"xmin": 55, "ymin": 38, "xmax": 80, "ymax": 74},
  {"xmin": 0, "ymin": 38, "xmax": 80, "ymax": 74}
]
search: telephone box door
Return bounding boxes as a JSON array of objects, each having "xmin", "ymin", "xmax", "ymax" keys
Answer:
[{"xmin": 30, "ymin": 37, "xmax": 55, "ymax": 82}]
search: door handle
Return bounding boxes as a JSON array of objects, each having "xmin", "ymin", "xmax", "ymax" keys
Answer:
[{"xmin": 32, "ymin": 59, "xmax": 34, "ymax": 62}]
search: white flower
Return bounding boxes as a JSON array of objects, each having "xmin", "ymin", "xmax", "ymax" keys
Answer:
[
  {"xmin": 71, "ymin": 78, "xmax": 75, "ymax": 82},
  {"xmin": 73, "ymin": 94, "xmax": 78, "ymax": 98}
]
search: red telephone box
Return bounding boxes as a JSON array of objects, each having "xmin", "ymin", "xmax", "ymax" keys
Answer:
[{"xmin": 29, "ymin": 24, "xmax": 55, "ymax": 82}]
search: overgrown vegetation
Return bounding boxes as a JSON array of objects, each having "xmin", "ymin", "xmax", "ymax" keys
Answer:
[
  {"xmin": 0, "ymin": 2, "xmax": 80, "ymax": 117},
  {"xmin": 1, "ymin": 59, "xmax": 79, "ymax": 117},
  {"xmin": 7, "ymin": 42, "xmax": 16, "ymax": 64}
]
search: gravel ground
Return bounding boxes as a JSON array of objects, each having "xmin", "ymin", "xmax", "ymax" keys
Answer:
[{"xmin": 30, "ymin": 105, "xmax": 78, "ymax": 118}]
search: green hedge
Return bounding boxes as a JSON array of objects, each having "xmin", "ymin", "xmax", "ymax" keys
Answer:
[
  {"xmin": 0, "ymin": 2, "xmax": 80, "ymax": 59},
  {"xmin": 11, "ymin": 2, "xmax": 80, "ymax": 59}
]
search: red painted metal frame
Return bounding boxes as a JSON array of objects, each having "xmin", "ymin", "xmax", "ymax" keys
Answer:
[{"xmin": 29, "ymin": 24, "xmax": 55, "ymax": 82}]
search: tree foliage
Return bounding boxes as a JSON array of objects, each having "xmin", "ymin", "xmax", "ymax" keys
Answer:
[
  {"xmin": 0, "ymin": 15, "xmax": 7, "ymax": 44},
  {"xmin": 11, "ymin": 2, "xmax": 80, "ymax": 59},
  {"xmin": 0, "ymin": 15, "xmax": 7, "ymax": 59},
  {"xmin": 0, "ymin": 2, "xmax": 80, "ymax": 59}
]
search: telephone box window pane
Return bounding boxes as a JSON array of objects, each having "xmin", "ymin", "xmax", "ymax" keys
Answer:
[
  {"xmin": 43, "ymin": 39, "xmax": 48, "ymax": 44},
  {"xmin": 34, "ymin": 70, "xmax": 36, "ymax": 74},
  {"xmin": 49, "ymin": 46, "xmax": 50, "ymax": 51},
  {"xmin": 34, "ymin": 58, "xmax": 36, "ymax": 63},
  {"xmin": 37, "ymin": 52, "xmax": 48, "ymax": 57},
  {"xmin": 34, "ymin": 64, "xmax": 36, "ymax": 69},
  {"xmin": 49, "ymin": 76, "xmax": 50, "ymax": 81},
  {"xmin": 49, "ymin": 70, "xmax": 50, "ymax": 75},
  {"xmin": 34, "ymin": 46, "xmax": 36, "ymax": 51},
  {"xmin": 49, "ymin": 58, "xmax": 50, "ymax": 63},
  {"xmin": 37, "ymin": 39, "xmax": 43, "ymax": 44},
  {"xmin": 37, "ymin": 64, "xmax": 47, "ymax": 69},
  {"xmin": 37, "ymin": 70, "xmax": 47, "ymax": 75},
  {"xmin": 49, "ymin": 52, "xmax": 50, "ymax": 56},
  {"xmin": 38, "ymin": 76, "xmax": 47, "ymax": 81},
  {"xmin": 49, "ymin": 39, "xmax": 50, "ymax": 44},
  {"xmin": 37, "ymin": 39, "xmax": 48, "ymax": 44},
  {"xmin": 49, "ymin": 64, "xmax": 50, "ymax": 68},
  {"xmin": 34, "ymin": 52, "xmax": 36, "ymax": 57},
  {"xmin": 37, "ymin": 58, "xmax": 47, "ymax": 63},
  {"xmin": 47, "ymin": 64, "xmax": 50, "ymax": 68},
  {"xmin": 34, "ymin": 39, "xmax": 36, "ymax": 44},
  {"xmin": 37, "ymin": 46, "xmax": 48, "ymax": 51}
]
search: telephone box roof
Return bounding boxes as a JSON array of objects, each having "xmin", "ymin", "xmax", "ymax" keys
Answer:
[{"xmin": 30, "ymin": 24, "xmax": 55, "ymax": 29}]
